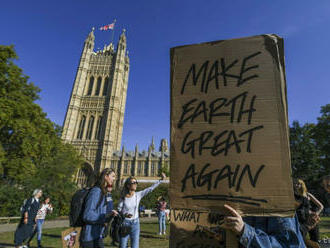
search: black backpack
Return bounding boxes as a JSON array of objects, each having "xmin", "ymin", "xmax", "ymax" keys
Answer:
[{"xmin": 69, "ymin": 187, "xmax": 103, "ymax": 227}]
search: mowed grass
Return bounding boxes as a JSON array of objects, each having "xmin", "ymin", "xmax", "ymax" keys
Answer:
[
  {"xmin": 0, "ymin": 218, "xmax": 329, "ymax": 247},
  {"xmin": 319, "ymin": 216, "xmax": 330, "ymax": 239},
  {"xmin": 0, "ymin": 222, "xmax": 170, "ymax": 248}
]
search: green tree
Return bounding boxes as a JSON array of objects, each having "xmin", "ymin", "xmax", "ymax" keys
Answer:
[
  {"xmin": 290, "ymin": 121, "xmax": 321, "ymax": 189},
  {"xmin": 313, "ymin": 104, "xmax": 330, "ymax": 176},
  {"xmin": 0, "ymin": 45, "xmax": 83, "ymax": 216}
]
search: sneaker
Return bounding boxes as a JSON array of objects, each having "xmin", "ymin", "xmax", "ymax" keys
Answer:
[
  {"xmin": 159, "ymin": 232, "xmax": 162, "ymax": 235},
  {"xmin": 163, "ymin": 231, "xmax": 166, "ymax": 235}
]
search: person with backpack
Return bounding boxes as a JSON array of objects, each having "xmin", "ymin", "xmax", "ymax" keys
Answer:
[
  {"xmin": 118, "ymin": 172, "xmax": 166, "ymax": 248},
  {"xmin": 80, "ymin": 168, "xmax": 118, "ymax": 248},
  {"xmin": 14, "ymin": 189, "xmax": 42, "ymax": 248},
  {"xmin": 26, "ymin": 196, "xmax": 53, "ymax": 248}
]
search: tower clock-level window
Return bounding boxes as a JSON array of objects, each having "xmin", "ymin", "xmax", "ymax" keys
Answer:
[
  {"xmin": 94, "ymin": 116, "xmax": 102, "ymax": 140},
  {"xmin": 87, "ymin": 76, "xmax": 94, "ymax": 95},
  {"xmin": 102, "ymin": 77, "xmax": 109, "ymax": 96},
  {"xmin": 77, "ymin": 115, "xmax": 86, "ymax": 139},
  {"xmin": 95, "ymin": 77, "xmax": 102, "ymax": 96},
  {"xmin": 86, "ymin": 116, "xmax": 95, "ymax": 140}
]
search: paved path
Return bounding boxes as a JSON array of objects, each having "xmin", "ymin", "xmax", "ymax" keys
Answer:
[{"xmin": 0, "ymin": 217, "xmax": 158, "ymax": 233}]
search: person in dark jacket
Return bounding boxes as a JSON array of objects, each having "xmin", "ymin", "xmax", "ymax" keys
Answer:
[
  {"xmin": 294, "ymin": 178, "xmax": 323, "ymax": 247},
  {"xmin": 14, "ymin": 189, "xmax": 42, "ymax": 248},
  {"xmin": 81, "ymin": 168, "xmax": 118, "ymax": 248}
]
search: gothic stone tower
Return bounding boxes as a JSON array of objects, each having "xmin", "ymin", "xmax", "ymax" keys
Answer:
[{"xmin": 62, "ymin": 28, "xmax": 129, "ymax": 186}]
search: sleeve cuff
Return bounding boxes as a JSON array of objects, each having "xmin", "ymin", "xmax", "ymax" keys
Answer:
[{"xmin": 239, "ymin": 223, "xmax": 254, "ymax": 247}]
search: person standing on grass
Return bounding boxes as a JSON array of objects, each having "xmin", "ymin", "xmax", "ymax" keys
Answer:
[
  {"xmin": 81, "ymin": 168, "xmax": 118, "ymax": 248},
  {"xmin": 26, "ymin": 196, "xmax": 53, "ymax": 248},
  {"xmin": 118, "ymin": 172, "xmax": 166, "ymax": 248},
  {"xmin": 156, "ymin": 196, "xmax": 167, "ymax": 235},
  {"xmin": 14, "ymin": 189, "xmax": 42, "ymax": 248}
]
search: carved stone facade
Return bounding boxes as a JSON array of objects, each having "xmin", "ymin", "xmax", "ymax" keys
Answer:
[
  {"xmin": 62, "ymin": 28, "xmax": 129, "ymax": 186},
  {"xmin": 111, "ymin": 138, "xmax": 170, "ymax": 186}
]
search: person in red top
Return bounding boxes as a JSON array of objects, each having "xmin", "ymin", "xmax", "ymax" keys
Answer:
[{"xmin": 156, "ymin": 196, "xmax": 167, "ymax": 235}]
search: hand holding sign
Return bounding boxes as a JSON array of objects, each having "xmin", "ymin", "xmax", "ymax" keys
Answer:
[{"xmin": 220, "ymin": 204, "xmax": 244, "ymax": 236}]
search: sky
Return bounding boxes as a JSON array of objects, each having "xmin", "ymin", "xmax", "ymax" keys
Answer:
[{"xmin": 1, "ymin": 0, "xmax": 330, "ymax": 151}]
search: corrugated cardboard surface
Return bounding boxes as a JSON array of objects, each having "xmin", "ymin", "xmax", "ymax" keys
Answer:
[
  {"xmin": 170, "ymin": 209, "xmax": 226, "ymax": 248},
  {"xmin": 170, "ymin": 35, "xmax": 295, "ymax": 217}
]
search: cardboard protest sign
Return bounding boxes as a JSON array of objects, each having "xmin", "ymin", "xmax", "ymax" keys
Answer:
[
  {"xmin": 170, "ymin": 35, "xmax": 295, "ymax": 217},
  {"xmin": 61, "ymin": 227, "xmax": 81, "ymax": 248},
  {"xmin": 170, "ymin": 209, "xmax": 226, "ymax": 248}
]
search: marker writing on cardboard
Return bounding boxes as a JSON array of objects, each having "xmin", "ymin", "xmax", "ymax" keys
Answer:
[{"xmin": 178, "ymin": 51, "xmax": 267, "ymax": 204}]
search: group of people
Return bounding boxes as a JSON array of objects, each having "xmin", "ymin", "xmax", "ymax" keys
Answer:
[
  {"xmin": 13, "ymin": 170, "xmax": 329, "ymax": 248},
  {"xmin": 80, "ymin": 168, "xmax": 167, "ymax": 248},
  {"xmin": 14, "ymin": 189, "xmax": 53, "ymax": 248}
]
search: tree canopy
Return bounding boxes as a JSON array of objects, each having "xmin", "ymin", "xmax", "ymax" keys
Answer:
[{"xmin": 0, "ymin": 45, "xmax": 83, "ymax": 216}]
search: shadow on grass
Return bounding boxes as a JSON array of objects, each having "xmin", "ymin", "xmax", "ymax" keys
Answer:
[
  {"xmin": 42, "ymin": 233, "xmax": 61, "ymax": 238},
  {"xmin": 140, "ymin": 233, "xmax": 168, "ymax": 240},
  {"xmin": 0, "ymin": 243, "xmax": 15, "ymax": 247}
]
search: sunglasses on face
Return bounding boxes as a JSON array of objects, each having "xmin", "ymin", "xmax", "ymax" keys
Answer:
[{"xmin": 129, "ymin": 181, "xmax": 138, "ymax": 185}]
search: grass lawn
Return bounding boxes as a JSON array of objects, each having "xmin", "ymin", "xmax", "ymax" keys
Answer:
[
  {"xmin": 0, "ymin": 218, "xmax": 329, "ymax": 247},
  {"xmin": 0, "ymin": 222, "xmax": 169, "ymax": 248},
  {"xmin": 319, "ymin": 216, "xmax": 330, "ymax": 239}
]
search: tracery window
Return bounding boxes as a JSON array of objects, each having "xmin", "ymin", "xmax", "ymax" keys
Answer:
[
  {"xmin": 86, "ymin": 116, "xmax": 95, "ymax": 140},
  {"xmin": 77, "ymin": 115, "xmax": 86, "ymax": 139},
  {"xmin": 95, "ymin": 77, "xmax": 102, "ymax": 96},
  {"xmin": 87, "ymin": 76, "xmax": 94, "ymax": 96}
]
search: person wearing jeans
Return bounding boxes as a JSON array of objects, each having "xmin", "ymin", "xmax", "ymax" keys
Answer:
[
  {"xmin": 118, "ymin": 173, "xmax": 166, "ymax": 248},
  {"xmin": 156, "ymin": 197, "xmax": 167, "ymax": 235},
  {"xmin": 27, "ymin": 197, "xmax": 53, "ymax": 248}
]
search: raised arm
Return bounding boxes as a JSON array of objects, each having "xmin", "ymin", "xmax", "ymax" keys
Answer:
[
  {"xmin": 138, "ymin": 173, "xmax": 166, "ymax": 198},
  {"xmin": 308, "ymin": 192, "xmax": 324, "ymax": 215}
]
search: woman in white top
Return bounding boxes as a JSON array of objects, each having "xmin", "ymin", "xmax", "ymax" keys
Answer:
[
  {"xmin": 27, "ymin": 197, "xmax": 53, "ymax": 248},
  {"xmin": 118, "ymin": 172, "xmax": 166, "ymax": 248}
]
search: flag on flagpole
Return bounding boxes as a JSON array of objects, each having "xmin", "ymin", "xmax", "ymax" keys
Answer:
[{"xmin": 99, "ymin": 22, "xmax": 115, "ymax": 31}]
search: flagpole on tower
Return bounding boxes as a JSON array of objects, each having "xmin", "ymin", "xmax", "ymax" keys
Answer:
[{"xmin": 111, "ymin": 19, "xmax": 117, "ymax": 45}]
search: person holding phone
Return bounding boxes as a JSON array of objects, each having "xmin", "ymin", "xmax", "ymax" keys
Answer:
[{"xmin": 118, "ymin": 173, "xmax": 166, "ymax": 248}]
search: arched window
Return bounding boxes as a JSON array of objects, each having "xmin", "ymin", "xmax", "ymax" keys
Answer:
[
  {"xmin": 111, "ymin": 161, "xmax": 116, "ymax": 170},
  {"xmin": 102, "ymin": 77, "xmax": 109, "ymax": 96},
  {"xmin": 86, "ymin": 116, "xmax": 95, "ymax": 140},
  {"xmin": 87, "ymin": 76, "xmax": 94, "ymax": 95},
  {"xmin": 77, "ymin": 115, "xmax": 86, "ymax": 139},
  {"xmin": 124, "ymin": 161, "xmax": 129, "ymax": 175},
  {"xmin": 94, "ymin": 116, "xmax": 103, "ymax": 140},
  {"xmin": 151, "ymin": 161, "xmax": 156, "ymax": 176},
  {"xmin": 95, "ymin": 77, "xmax": 102, "ymax": 96},
  {"xmin": 144, "ymin": 162, "xmax": 148, "ymax": 176},
  {"xmin": 138, "ymin": 161, "xmax": 143, "ymax": 175}
]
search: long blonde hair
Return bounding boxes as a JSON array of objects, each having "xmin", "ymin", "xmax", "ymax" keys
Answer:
[{"xmin": 294, "ymin": 179, "xmax": 307, "ymax": 197}]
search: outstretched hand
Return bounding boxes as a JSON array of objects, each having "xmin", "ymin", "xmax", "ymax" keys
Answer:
[
  {"xmin": 161, "ymin": 172, "xmax": 166, "ymax": 180},
  {"xmin": 220, "ymin": 204, "xmax": 245, "ymax": 236}
]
